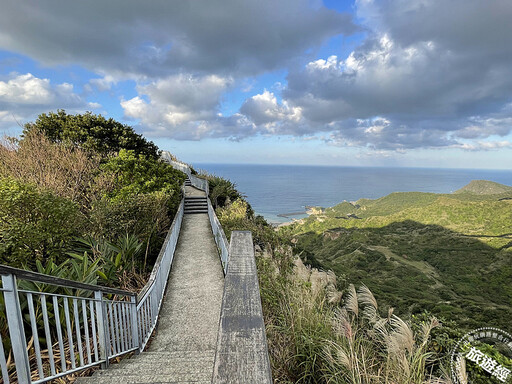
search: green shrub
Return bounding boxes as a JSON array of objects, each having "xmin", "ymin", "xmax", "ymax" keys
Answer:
[
  {"xmin": 204, "ymin": 174, "xmax": 246, "ymax": 209},
  {"xmin": 0, "ymin": 178, "xmax": 83, "ymax": 267},
  {"xmin": 101, "ymin": 149, "xmax": 185, "ymax": 212},
  {"xmin": 88, "ymin": 192, "xmax": 170, "ymax": 264},
  {"xmin": 23, "ymin": 110, "xmax": 160, "ymax": 159}
]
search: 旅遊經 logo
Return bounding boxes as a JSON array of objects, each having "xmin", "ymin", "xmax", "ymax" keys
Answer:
[{"xmin": 451, "ymin": 327, "xmax": 512, "ymax": 383}]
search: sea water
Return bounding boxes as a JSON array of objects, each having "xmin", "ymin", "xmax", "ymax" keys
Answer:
[{"xmin": 194, "ymin": 164, "xmax": 512, "ymax": 224}]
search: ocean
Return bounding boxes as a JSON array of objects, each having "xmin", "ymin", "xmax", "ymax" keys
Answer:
[{"xmin": 194, "ymin": 164, "xmax": 512, "ymax": 224}]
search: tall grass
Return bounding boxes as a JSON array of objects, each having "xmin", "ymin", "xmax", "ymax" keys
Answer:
[{"xmin": 256, "ymin": 246, "xmax": 448, "ymax": 383}]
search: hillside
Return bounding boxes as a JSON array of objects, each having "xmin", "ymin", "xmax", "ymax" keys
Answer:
[
  {"xmin": 280, "ymin": 180, "xmax": 512, "ymax": 330},
  {"xmin": 454, "ymin": 179, "xmax": 512, "ymax": 195}
]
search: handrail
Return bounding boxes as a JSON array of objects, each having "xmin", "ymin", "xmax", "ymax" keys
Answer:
[
  {"xmin": 136, "ymin": 199, "xmax": 184, "ymax": 350},
  {"xmin": 1, "ymin": 267, "xmax": 138, "ymax": 384},
  {"xmin": 165, "ymin": 157, "xmax": 226, "ymax": 273},
  {"xmin": 1, "ymin": 154, "xmax": 240, "ymax": 383},
  {"xmin": 207, "ymin": 197, "xmax": 229, "ymax": 275},
  {"xmin": 0, "ymin": 265, "xmax": 135, "ymax": 297},
  {"xmin": 0, "ymin": 194, "xmax": 186, "ymax": 383}
]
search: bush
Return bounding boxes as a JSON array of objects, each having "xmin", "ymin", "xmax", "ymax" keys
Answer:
[
  {"xmin": 0, "ymin": 178, "xmax": 83, "ymax": 267},
  {"xmin": 101, "ymin": 149, "xmax": 185, "ymax": 213},
  {"xmin": 204, "ymin": 174, "xmax": 245, "ymax": 209},
  {"xmin": 23, "ymin": 110, "xmax": 160, "ymax": 159},
  {"xmin": 0, "ymin": 131, "xmax": 112, "ymax": 211},
  {"xmin": 88, "ymin": 192, "xmax": 170, "ymax": 266}
]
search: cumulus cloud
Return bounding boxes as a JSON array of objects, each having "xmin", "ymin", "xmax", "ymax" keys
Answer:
[
  {"xmin": 0, "ymin": 73, "xmax": 98, "ymax": 128},
  {"xmin": 240, "ymin": 91, "xmax": 302, "ymax": 132},
  {"xmin": 274, "ymin": 0, "xmax": 512, "ymax": 150},
  {"xmin": 3, "ymin": 0, "xmax": 511, "ymax": 153},
  {"xmin": 0, "ymin": 0, "xmax": 356, "ymax": 78},
  {"xmin": 121, "ymin": 74, "xmax": 232, "ymax": 139}
]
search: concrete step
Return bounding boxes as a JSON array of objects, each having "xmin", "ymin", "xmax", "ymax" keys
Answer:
[
  {"xmin": 92, "ymin": 358, "xmax": 213, "ymax": 376},
  {"xmin": 75, "ymin": 351, "xmax": 215, "ymax": 383},
  {"xmin": 76, "ymin": 376, "xmax": 210, "ymax": 384},
  {"xmin": 184, "ymin": 207, "xmax": 208, "ymax": 213}
]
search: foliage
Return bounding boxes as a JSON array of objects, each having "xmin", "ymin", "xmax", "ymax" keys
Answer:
[
  {"xmin": 88, "ymin": 192, "xmax": 170, "ymax": 265},
  {"xmin": 216, "ymin": 198, "xmax": 279, "ymax": 250},
  {"xmin": 202, "ymin": 173, "xmax": 246, "ymax": 209},
  {"xmin": 0, "ymin": 178, "xmax": 83, "ymax": 268},
  {"xmin": 101, "ymin": 149, "xmax": 185, "ymax": 211},
  {"xmin": 0, "ymin": 131, "xmax": 113, "ymax": 212},
  {"xmin": 282, "ymin": 188, "xmax": 512, "ymax": 332},
  {"xmin": 70, "ymin": 235, "xmax": 145, "ymax": 290},
  {"xmin": 23, "ymin": 110, "xmax": 160, "ymax": 159}
]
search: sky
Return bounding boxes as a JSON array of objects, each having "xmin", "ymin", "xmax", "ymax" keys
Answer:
[{"xmin": 0, "ymin": 0, "xmax": 512, "ymax": 169}]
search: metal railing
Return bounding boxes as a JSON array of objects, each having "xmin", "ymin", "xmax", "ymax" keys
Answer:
[
  {"xmin": 164, "ymin": 157, "xmax": 227, "ymax": 274},
  {"xmin": 0, "ymin": 199, "xmax": 185, "ymax": 383},
  {"xmin": 208, "ymin": 198, "xmax": 229, "ymax": 275},
  {"xmin": 160, "ymin": 153, "xmax": 209, "ymax": 195},
  {"xmin": 0, "ymin": 265, "xmax": 138, "ymax": 384},
  {"xmin": 136, "ymin": 199, "xmax": 184, "ymax": 350},
  {"xmin": 1, "ymin": 156, "xmax": 229, "ymax": 383}
]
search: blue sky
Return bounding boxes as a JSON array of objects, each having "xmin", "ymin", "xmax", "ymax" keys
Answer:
[{"xmin": 1, "ymin": 0, "xmax": 512, "ymax": 169}]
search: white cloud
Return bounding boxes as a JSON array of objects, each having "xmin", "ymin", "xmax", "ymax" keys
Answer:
[
  {"xmin": 88, "ymin": 75, "xmax": 116, "ymax": 92},
  {"xmin": 240, "ymin": 90, "xmax": 302, "ymax": 129},
  {"xmin": 274, "ymin": 0, "xmax": 512, "ymax": 150},
  {"xmin": 0, "ymin": 73, "xmax": 98, "ymax": 129},
  {"xmin": 455, "ymin": 141, "xmax": 512, "ymax": 151},
  {"xmin": 121, "ymin": 74, "xmax": 231, "ymax": 139}
]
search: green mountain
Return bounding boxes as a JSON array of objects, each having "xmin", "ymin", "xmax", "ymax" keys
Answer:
[
  {"xmin": 454, "ymin": 179, "xmax": 512, "ymax": 195},
  {"xmin": 280, "ymin": 180, "xmax": 512, "ymax": 330}
]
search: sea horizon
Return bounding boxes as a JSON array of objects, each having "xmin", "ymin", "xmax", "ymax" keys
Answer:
[{"xmin": 195, "ymin": 163, "xmax": 512, "ymax": 224}]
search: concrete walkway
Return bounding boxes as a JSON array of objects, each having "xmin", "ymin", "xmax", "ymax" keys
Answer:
[{"xmin": 78, "ymin": 186, "xmax": 225, "ymax": 383}]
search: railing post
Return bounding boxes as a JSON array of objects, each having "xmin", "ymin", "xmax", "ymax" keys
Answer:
[
  {"xmin": 130, "ymin": 296, "xmax": 140, "ymax": 354},
  {"xmin": 94, "ymin": 291, "xmax": 109, "ymax": 369},
  {"xmin": 1, "ymin": 273, "xmax": 31, "ymax": 384}
]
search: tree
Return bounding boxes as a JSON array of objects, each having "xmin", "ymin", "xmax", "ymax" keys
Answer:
[{"xmin": 23, "ymin": 110, "xmax": 160, "ymax": 159}]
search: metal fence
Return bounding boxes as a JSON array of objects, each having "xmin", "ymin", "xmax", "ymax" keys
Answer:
[
  {"xmin": 136, "ymin": 199, "xmax": 184, "ymax": 350},
  {"xmin": 165, "ymin": 158, "xmax": 227, "ymax": 274},
  {"xmin": 0, "ymin": 266, "xmax": 137, "ymax": 384},
  {"xmin": 1, "ymin": 159, "xmax": 229, "ymax": 383},
  {"xmin": 0, "ymin": 199, "xmax": 185, "ymax": 384},
  {"xmin": 208, "ymin": 198, "xmax": 229, "ymax": 275}
]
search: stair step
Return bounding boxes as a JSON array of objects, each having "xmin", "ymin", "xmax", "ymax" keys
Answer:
[
  {"xmin": 75, "ymin": 351, "xmax": 215, "ymax": 383},
  {"xmin": 93, "ymin": 358, "xmax": 213, "ymax": 375},
  {"xmin": 76, "ymin": 376, "xmax": 210, "ymax": 384}
]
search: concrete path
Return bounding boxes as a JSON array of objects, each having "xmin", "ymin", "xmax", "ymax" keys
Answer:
[{"xmin": 78, "ymin": 186, "xmax": 225, "ymax": 383}]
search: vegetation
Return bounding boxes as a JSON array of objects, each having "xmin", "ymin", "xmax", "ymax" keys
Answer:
[
  {"xmin": 280, "ymin": 182, "xmax": 512, "ymax": 335},
  {"xmin": 0, "ymin": 177, "xmax": 83, "ymax": 268},
  {"xmin": 455, "ymin": 179, "xmax": 512, "ymax": 195},
  {"xmin": 0, "ymin": 111, "xmax": 188, "ymax": 382},
  {"xmin": 23, "ymin": 110, "xmax": 160, "ymax": 159},
  {"xmin": 1, "ymin": 111, "xmax": 185, "ymax": 286},
  {"xmin": 214, "ymin": 179, "xmax": 511, "ymax": 383}
]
